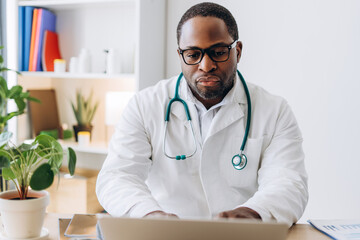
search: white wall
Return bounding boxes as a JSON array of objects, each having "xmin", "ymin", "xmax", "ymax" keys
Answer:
[{"xmin": 166, "ymin": 0, "xmax": 360, "ymax": 222}]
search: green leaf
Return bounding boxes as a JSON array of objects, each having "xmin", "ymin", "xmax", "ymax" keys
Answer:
[
  {"xmin": 71, "ymin": 102, "xmax": 80, "ymax": 123},
  {"xmin": 18, "ymin": 142, "xmax": 36, "ymax": 152},
  {"xmin": 34, "ymin": 134, "xmax": 55, "ymax": 151},
  {"xmin": 67, "ymin": 147, "xmax": 76, "ymax": 175},
  {"xmin": 88, "ymin": 101, "xmax": 99, "ymax": 123},
  {"xmin": 0, "ymin": 131, "xmax": 12, "ymax": 147},
  {"xmin": 71, "ymin": 90, "xmax": 98, "ymax": 125},
  {"xmin": 50, "ymin": 140, "xmax": 63, "ymax": 170},
  {"xmin": 0, "ymin": 155, "xmax": 10, "ymax": 168},
  {"xmin": 1, "ymin": 167, "xmax": 15, "ymax": 180},
  {"xmin": 29, "ymin": 163, "xmax": 54, "ymax": 190},
  {"xmin": 14, "ymin": 98, "xmax": 26, "ymax": 112},
  {"xmin": 0, "ymin": 77, "xmax": 8, "ymax": 93},
  {"xmin": 27, "ymin": 96, "xmax": 41, "ymax": 103},
  {"xmin": 8, "ymin": 86, "xmax": 22, "ymax": 99},
  {"xmin": 19, "ymin": 91, "xmax": 29, "ymax": 98},
  {"xmin": 0, "ymin": 67, "xmax": 12, "ymax": 72},
  {"xmin": 3, "ymin": 111, "xmax": 23, "ymax": 123},
  {"xmin": 34, "ymin": 135, "xmax": 63, "ymax": 169}
]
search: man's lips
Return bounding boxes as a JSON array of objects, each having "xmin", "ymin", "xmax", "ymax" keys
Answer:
[{"xmin": 196, "ymin": 76, "xmax": 220, "ymax": 87}]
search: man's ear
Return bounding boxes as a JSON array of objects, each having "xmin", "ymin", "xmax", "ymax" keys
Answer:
[{"xmin": 236, "ymin": 41, "xmax": 243, "ymax": 62}]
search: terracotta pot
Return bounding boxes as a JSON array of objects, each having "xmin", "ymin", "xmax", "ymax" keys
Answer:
[
  {"xmin": 0, "ymin": 190, "xmax": 49, "ymax": 239},
  {"xmin": 73, "ymin": 125, "xmax": 93, "ymax": 142}
]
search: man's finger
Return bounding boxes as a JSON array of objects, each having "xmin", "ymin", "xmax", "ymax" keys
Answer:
[{"xmin": 217, "ymin": 211, "xmax": 229, "ymax": 218}]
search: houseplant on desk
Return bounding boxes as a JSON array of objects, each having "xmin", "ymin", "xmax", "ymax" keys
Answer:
[
  {"xmin": 71, "ymin": 90, "xmax": 99, "ymax": 142},
  {"xmin": 0, "ymin": 132, "xmax": 77, "ymax": 239},
  {"xmin": 0, "ymin": 46, "xmax": 40, "ymax": 192}
]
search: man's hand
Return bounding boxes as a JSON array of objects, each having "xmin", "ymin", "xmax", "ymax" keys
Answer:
[
  {"xmin": 144, "ymin": 210, "xmax": 179, "ymax": 218},
  {"xmin": 217, "ymin": 207, "xmax": 261, "ymax": 219}
]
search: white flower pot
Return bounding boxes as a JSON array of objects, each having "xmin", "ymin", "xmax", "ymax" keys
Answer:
[{"xmin": 0, "ymin": 190, "xmax": 49, "ymax": 239}]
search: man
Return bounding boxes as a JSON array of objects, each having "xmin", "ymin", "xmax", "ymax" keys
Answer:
[{"xmin": 96, "ymin": 2, "xmax": 308, "ymax": 226}]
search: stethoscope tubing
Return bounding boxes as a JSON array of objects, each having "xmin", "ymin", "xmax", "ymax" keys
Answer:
[
  {"xmin": 163, "ymin": 70, "xmax": 251, "ymax": 170},
  {"xmin": 238, "ymin": 71, "xmax": 251, "ymax": 152}
]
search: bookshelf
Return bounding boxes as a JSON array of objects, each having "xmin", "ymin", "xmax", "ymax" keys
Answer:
[
  {"xmin": 20, "ymin": 71, "xmax": 135, "ymax": 80},
  {"xmin": 11, "ymin": 0, "xmax": 166, "ymax": 149}
]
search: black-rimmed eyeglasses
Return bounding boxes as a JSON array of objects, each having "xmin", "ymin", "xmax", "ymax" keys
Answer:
[{"xmin": 178, "ymin": 40, "xmax": 238, "ymax": 65}]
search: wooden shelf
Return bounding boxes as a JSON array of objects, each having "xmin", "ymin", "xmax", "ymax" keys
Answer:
[{"xmin": 20, "ymin": 71, "xmax": 135, "ymax": 80}]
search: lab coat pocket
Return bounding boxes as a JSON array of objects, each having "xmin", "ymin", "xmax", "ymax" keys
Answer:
[{"xmin": 222, "ymin": 137, "xmax": 265, "ymax": 188}]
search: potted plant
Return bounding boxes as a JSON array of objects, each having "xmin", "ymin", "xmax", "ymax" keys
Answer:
[
  {"xmin": 0, "ymin": 132, "xmax": 76, "ymax": 239},
  {"xmin": 0, "ymin": 46, "xmax": 77, "ymax": 239},
  {"xmin": 0, "ymin": 46, "xmax": 39, "ymax": 192},
  {"xmin": 71, "ymin": 90, "xmax": 99, "ymax": 142}
]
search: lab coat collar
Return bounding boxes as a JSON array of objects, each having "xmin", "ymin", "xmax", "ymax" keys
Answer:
[{"xmin": 167, "ymin": 72, "xmax": 248, "ymax": 141}]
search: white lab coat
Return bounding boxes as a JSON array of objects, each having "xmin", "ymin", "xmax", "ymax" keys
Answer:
[{"xmin": 96, "ymin": 74, "xmax": 308, "ymax": 227}]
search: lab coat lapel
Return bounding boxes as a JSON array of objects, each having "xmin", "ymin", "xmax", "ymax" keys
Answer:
[
  {"xmin": 207, "ymin": 76, "xmax": 247, "ymax": 139},
  {"xmin": 207, "ymin": 103, "xmax": 245, "ymax": 138}
]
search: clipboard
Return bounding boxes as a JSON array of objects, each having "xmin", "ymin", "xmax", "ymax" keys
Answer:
[{"xmin": 28, "ymin": 89, "xmax": 60, "ymax": 137}]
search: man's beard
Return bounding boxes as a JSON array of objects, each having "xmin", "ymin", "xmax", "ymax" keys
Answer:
[{"xmin": 190, "ymin": 69, "xmax": 236, "ymax": 100}]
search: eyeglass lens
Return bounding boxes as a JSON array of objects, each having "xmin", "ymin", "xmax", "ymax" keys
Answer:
[{"xmin": 182, "ymin": 46, "xmax": 231, "ymax": 65}]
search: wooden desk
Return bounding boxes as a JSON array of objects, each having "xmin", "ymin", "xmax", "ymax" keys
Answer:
[{"xmin": 44, "ymin": 213, "xmax": 330, "ymax": 240}]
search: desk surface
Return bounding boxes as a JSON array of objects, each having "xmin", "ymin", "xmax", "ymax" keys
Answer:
[{"xmin": 44, "ymin": 213, "xmax": 330, "ymax": 240}]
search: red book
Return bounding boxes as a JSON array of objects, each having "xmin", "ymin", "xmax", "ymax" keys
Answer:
[{"xmin": 42, "ymin": 30, "xmax": 62, "ymax": 72}]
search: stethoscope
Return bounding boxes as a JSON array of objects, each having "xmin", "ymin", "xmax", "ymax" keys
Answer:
[{"xmin": 163, "ymin": 70, "xmax": 251, "ymax": 170}]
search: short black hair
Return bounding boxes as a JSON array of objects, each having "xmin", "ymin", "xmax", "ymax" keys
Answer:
[{"xmin": 176, "ymin": 2, "xmax": 239, "ymax": 45}]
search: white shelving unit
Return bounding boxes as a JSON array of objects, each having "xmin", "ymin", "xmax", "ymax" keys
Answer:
[
  {"xmin": 16, "ymin": 0, "xmax": 166, "ymax": 90},
  {"xmin": 8, "ymin": 0, "xmax": 166, "ymax": 162},
  {"xmin": 20, "ymin": 71, "xmax": 135, "ymax": 80}
]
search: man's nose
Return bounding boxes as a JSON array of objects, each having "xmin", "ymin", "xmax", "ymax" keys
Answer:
[{"xmin": 198, "ymin": 53, "xmax": 216, "ymax": 72}]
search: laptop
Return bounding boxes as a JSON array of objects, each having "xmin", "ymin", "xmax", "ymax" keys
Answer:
[{"xmin": 97, "ymin": 215, "xmax": 288, "ymax": 240}]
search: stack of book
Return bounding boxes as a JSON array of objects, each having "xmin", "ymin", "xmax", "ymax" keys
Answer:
[{"xmin": 18, "ymin": 6, "xmax": 62, "ymax": 72}]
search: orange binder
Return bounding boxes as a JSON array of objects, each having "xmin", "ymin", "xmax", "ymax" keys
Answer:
[
  {"xmin": 32, "ymin": 8, "xmax": 43, "ymax": 71},
  {"xmin": 28, "ymin": 8, "xmax": 39, "ymax": 71},
  {"xmin": 42, "ymin": 30, "xmax": 62, "ymax": 71}
]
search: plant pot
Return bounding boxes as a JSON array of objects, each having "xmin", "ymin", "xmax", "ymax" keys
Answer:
[
  {"xmin": 73, "ymin": 125, "xmax": 93, "ymax": 142},
  {"xmin": 0, "ymin": 190, "xmax": 49, "ymax": 239}
]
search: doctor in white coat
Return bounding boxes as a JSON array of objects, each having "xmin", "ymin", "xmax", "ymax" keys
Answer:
[{"xmin": 96, "ymin": 2, "xmax": 308, "ymax": 227}]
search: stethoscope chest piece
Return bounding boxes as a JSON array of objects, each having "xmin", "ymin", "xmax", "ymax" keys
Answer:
[{"xmin": 232, "ymin": 153, "xmax": 247, "ymax": 170}]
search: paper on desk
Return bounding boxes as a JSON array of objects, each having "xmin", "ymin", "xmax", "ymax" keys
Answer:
[
  {"xmin": 64, "ymin": 214, "xmax": 98, "ymax": 239},
  {"xmin": 308, "ymin": 219, "xmax": 360, "ymax": 240}
]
